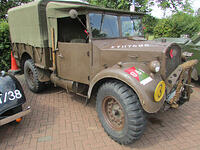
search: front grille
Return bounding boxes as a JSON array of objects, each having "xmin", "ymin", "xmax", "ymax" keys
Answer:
[{"xmin": 165, "ymin": 45, "xmax": 181, "ymax": 77}]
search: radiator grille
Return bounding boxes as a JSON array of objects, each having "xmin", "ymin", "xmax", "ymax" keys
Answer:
[{"xmin": 165, "ymin": 45, "xmax": 181, "ymax": 77}]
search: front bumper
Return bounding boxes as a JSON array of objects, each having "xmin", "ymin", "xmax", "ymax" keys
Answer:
[
  {"xmin": 165, "ymin": 59, "xmax": 198, "ymax": 108},
  {"xmin": 0, "ymin": 106, "xmax": 31, "ymax": 126}
]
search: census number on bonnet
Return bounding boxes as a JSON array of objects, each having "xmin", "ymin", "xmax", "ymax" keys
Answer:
[{"xmin": 0, "ymin": 90, "xmax": 22, "ymax": 105}]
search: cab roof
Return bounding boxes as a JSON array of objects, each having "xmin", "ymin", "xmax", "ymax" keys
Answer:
[{"xmin": 9, "ymin": 0, "xmax": 144, "ymax": 16}]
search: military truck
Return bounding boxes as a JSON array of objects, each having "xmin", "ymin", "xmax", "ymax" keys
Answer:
[{"xmin": 8, "ymin": 0, "xmax": 198, "ymax": 144}]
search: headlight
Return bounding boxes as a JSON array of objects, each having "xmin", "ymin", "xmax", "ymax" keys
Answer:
[{"xmin": 149, "ymin": 60, "xmax": 160, "ymax": 73}]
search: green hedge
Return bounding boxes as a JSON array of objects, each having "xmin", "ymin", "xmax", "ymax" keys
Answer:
[
  {"xmin": 154, "ymin": 12, "xmax": 200, "ymax": 38},
  {"xmin": 0, "ymin": 20, "xmax": 11, "ymax": 71},
  {"xmin": 143, "ymin": 14, "xmax": 158, "ymax": 35}
]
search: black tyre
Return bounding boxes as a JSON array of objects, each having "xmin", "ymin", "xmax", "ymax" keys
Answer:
[
  {"xmin": 96, "ymin": 81, "xmax": 146, "ymax": 145},
  {"xmin": 24, "ymin": 59, "xmax": 43, "ymax": 93}
]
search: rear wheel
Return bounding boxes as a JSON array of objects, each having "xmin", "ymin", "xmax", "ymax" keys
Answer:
[
  {"xmin": 24, "ymin": 59, "xmax": 43, "ymax": 93},
  {"xmin": 96, "ymin": 81, "xmax": 146, "ymax": 145}
]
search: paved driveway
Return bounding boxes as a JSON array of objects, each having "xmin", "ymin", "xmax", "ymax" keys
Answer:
[{"xmin": 0, "ymin": 75, "xmax": 200, "ymax": 150}]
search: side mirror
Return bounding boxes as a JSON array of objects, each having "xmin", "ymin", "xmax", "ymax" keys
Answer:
[{"xmin": 69, "ymin": 9, "xmax": 78, "ymax": 19}]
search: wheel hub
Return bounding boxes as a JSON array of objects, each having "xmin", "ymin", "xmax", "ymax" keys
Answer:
[
  {"xmin": 102, "ymin": 96, "xmax": 125, "ymax": 131},
  {"xmin": 26, "ymin": 68, "xmax": 34, "ymax": 86}
]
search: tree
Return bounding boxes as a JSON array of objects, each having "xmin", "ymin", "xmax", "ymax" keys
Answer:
[
  {"xmin": 87, "ymin": 0, "xmax": 151, "ymax": 12},
  {"xmin": 182, "ymin": 0, "xmax": 194, "ymax": 14},
  {"xmin": 0, "ymin": 0, "xmax": 33, "ymax": 19},
  {"xmin": 0, "ymin": 20, "xmax": 11, "ymax": 71},
  {"xmin": 155, "ymin": 0, "xmax": 183, "ymax": 12},
  {"xmin": 143, "ymin": 14, "xmax": 158, "ymax": 35},
  {"xmin": 87, "ymin": 0, "xmax": 193, "ymax": 15},
  {"xmin": 197, "ymin": 8, "xmax": 200, "ymax": 16},
  {"xmin": 154, "ymin": 12, "xmax": 200, "ymax": 38},
  {"xmin": 150, "ymin": 0, "xmax": 193, "ymax": 16}
]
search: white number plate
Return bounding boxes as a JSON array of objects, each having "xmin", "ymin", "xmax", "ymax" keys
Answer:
[{"xmin": 0, "ymin": 90, "xmax": 22, "ymax": 105}]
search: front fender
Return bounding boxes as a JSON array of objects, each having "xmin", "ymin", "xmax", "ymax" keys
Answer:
[{"xmin": 88, "ymin": 64, "xmax": 165, "ymax": 113}]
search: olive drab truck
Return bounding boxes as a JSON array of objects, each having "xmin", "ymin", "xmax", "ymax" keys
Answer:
[{"xmin": 8, "ymin": 0, "xmax": 198, "ymax": 144}]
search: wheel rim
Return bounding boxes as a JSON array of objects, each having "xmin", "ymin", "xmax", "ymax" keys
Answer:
[
  {"xmin": 26, "ymin": 68, "xmax": 34, "ymax": 86},
  {"xmin": 102, "ymin": 96, "xmax": 125, "ymax": 131}
]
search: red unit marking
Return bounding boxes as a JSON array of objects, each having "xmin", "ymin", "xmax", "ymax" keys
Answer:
[
  {"xmin": 170, "ymin": 49, "xmax": 174, "ymax": 58},
  {"xmin": 125, "ymin": 67, "xmax": 139, "ymax": 81}
]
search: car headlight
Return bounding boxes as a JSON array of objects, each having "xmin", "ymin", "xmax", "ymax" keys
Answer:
[{"xmin": 149, "ymin": 60, "xmax": 160, "ymax": 73}]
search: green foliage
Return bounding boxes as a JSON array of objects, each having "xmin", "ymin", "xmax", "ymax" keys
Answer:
[
  {"xmin": 182, "ymin": 0, "xmax": 194, "ymax": 14},
  {"xmin": 143, "ymin": 14, "xmax": 158, "ymax": 35},
  {"xmin": 154, "ymin": 12, "xmax": 200, "ymax": 38},
  {"xmin": 0, "ymin": 0, "xmax": 33, "ymax": 19},
  {"xmin": 88, "ymin": 0, "xmax": 193, "ymax": 14},
  {"xmin": 88, "ymin": 0, "xmax": 151, "ymax": 12},
  {"xmin": 197, "ymin": 8, "xmax": 200, "ymax": 16},
  {"xmin": 88, "ymin": 0, "xmax": 130, "ymax": 10},
  {"xmin": 149, "ymin": 0, "xmax": 193, "ymax": 14},
  {"xmin": 0, "ymin": 0, "xmax": 33, "ymax": 71},
  {"xmin": 0, "ymin": 20, "xmax": 11, "ymax": 71},
  {"xmin": 153, "ymin": 19, "xmax": 173, "ymax": 38}
]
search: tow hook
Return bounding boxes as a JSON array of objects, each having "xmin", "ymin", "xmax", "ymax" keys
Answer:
[
  {"xmin": 184, "ymin": 83, "xmax": 194, "ymax": 88},
  {"xmin": 184, "ymin": 83, "xmax": 194, "ymax": 94},
  {"xmin": 166, "ymin": 83, "xmax": 194, "ymax": 109}
]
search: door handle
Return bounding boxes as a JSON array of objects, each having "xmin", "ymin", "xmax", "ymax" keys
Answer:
[
  {"xmin": 58, "ymin": 54, "xmax": 64, "ymax": 58},
  {"xmin": 128, "ymin": 55, "xmax": 138, "ymax": 59}
]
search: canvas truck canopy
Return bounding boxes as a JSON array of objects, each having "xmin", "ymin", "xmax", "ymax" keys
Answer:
[
  {"xmin": 8, "ymin": 0, "xmax": 89, "ymax": 48},
  {"xmin": 8, "ymin": 1, "xmax": 45, "ymax": 47},
  {"xmin": 8, "ymin": 0, "xmax": 144, "ymax": 48}
]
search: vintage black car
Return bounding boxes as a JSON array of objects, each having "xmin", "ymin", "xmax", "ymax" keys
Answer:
[{"xmin": 0, "ymin": 71, "xmax": 30, "ymax": 126}]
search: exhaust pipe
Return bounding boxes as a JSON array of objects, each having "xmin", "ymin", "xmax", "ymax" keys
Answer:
[{"xmin": 50, "ymin": 74, "xmax": 73, "ymax": 92}]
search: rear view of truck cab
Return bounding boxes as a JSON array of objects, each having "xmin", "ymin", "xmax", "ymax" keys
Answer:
[{"xmin": 8, "ymin": 0, "xmax": 198, "ymax": 145}]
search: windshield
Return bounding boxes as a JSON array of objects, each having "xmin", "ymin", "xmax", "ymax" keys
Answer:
[
  {"xmin": 89, "ymin": 13, "xmax": 143, "ymax": 39},
  {"xmin": 89, "ymin": 13, "xmax": 119, "ymax": 38},
  {"xmin": 120, "ymin": 16, "xmax": 143, "ymax": 37}
]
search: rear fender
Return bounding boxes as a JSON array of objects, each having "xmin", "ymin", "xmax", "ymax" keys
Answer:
[{"xmin": 88, "ymin": 64, "xmax": 165, "ymax": 113}]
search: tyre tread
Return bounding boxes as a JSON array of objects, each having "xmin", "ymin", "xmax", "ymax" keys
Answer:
[{"xmin": 96, "ymin": 80, "xmax": 146, "ymax": 145}]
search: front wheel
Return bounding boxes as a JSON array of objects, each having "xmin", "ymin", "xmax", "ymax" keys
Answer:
[{"xmin": 96, "ymin": 81, "xmax": 146, "ymax": 145}]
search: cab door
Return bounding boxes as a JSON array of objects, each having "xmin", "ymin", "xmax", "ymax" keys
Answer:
[
  {"xmin": 56, "ymin": 15, "xmax": 91, "ymax": 84},
  {"xmin": 57, "ymin": 42, "xmax": 91, "ymax": 84}
]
